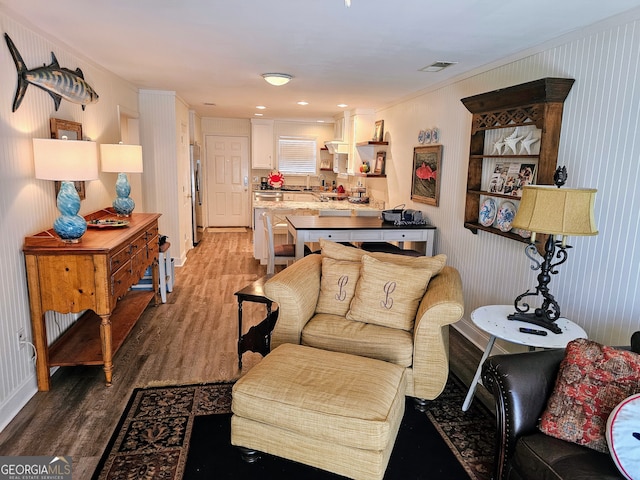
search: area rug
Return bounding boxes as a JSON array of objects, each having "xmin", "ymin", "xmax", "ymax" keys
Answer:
[
  {"xmin": 207, "ymin": 227, "xmax": 247, "ymax": 233},
  {"xmin": 92, "ymin": 377, "xmax": 494, "ymax": 480}
]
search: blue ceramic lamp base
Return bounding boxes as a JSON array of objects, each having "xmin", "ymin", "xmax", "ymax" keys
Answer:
[
  {"xmin": 112, "ymin": 172, "xmax": 135, "ymax": 217},
  {"xmin": 54, "ymin": 181, "xmax": 87, "ymax": 243}
]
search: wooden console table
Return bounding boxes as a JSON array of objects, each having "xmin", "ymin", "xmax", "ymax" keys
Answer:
[{"xmin": 23, "ymin": 208, "xmax": 161, "ymax": 391}]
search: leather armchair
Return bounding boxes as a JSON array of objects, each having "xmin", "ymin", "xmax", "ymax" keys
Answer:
[
  {"xmin": 481, "ymin": 348, "xmax": 625, "ymax": 480},
  {"xmin": 263, "ymin": 253, "xmax": 464, "ymax": 404}
]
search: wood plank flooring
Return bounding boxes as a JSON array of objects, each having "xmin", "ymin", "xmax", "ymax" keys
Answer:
[{"xmin": 0, "ymin": 231, "xmax": 487, "ymax": 479}]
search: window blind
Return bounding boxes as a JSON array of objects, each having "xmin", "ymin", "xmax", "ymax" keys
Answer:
[{"xmin": 278, "ymin": 137, "xmax": 317, "ymax": 174}]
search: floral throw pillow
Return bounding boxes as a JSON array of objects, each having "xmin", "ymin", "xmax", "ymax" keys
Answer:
[{"xmin": 539, "ymin": 338, "xmax": 640, "ymax": 453}]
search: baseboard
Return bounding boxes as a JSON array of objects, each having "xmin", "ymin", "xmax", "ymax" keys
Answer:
[
  {"xmin": 0, "ymin": 374, "xmax": 38, "ymax": 433},
  {"xmin": 452, "ymin": 319, "xmax": 510, "ymax": 355}
]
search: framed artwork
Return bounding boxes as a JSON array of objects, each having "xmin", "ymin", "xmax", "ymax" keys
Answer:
[
  {"xmin": 373, "ymin": 120, "xmax": 384, "ymax": 142},
  {"xmin": 411, "ymin": 145, "xmax": 442, "ymax": 206},
  {"xmin": 50, "ymin": 118, "xmax": 86, "ymax": 200},
  {"xmin": 374, "ymin": 151, "xmax": 386, "ymax": 174}
]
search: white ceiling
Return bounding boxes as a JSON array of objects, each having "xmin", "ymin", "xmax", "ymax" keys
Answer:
[{"xmin": 2, "ymin": 0, "xmax": 640, "ymax": 121}]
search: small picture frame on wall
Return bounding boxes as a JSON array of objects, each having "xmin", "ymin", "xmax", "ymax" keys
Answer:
[
  {"xmin": 373, "ymin": 120, "xmax": 384, "ymax": 142},
  {"xmin": 374, "ymin": 151, "xmax": 386, "ymax": 174},
  {"xmin": 411, "ymin": 145, "xmax": 442, "ymax": 206},
  {"xmin": 50, "ymin": 118, "xmax": 86, "ymax": 200}
]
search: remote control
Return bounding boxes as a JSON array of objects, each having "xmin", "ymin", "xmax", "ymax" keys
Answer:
[{"xmin": 519, "ymin": 327, "xmax": 548, "ymax": 336}]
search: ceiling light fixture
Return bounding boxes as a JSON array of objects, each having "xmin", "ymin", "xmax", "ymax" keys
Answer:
[
  {"xmin": 261, "ymin": 73, "xmax": 293, "ymax": 86},
  {"xmin": 337, "ymin": 103, "xmax": 348, "ymax": 108},
  {"xmin": 345, "ymin": 0, "xmax": 351, "ymax": 7},
  {"xmin": 419, "ymin": 61, "xmax": 458, "ymax": 73},
  {"xmin": 256, "ymin": 105, "xmax": 266, "ymax": 109},
  {"xmin": 254, "ymin": 113, "xmax": 264, "ymax": 116},
  {"xmin": 297, "ymin": 101, "xmax": 309, "ymax": 106}
]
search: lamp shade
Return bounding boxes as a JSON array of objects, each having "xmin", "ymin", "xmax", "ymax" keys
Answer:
[
  {"xmin": 33, "ymin": 138, "xmax": 99, "ymax": 181},
  {"xmin": 100, "ymin": 144, "xmax": 143, "ymax": 173},
  {"xmin": 512, "ymin": 185, "xmax": 598, "ymax": 236}
]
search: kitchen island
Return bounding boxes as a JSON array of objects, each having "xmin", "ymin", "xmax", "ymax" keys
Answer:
[{"xmin": 253, "ymin": 199, "xmax": 381, "ymax": 264}]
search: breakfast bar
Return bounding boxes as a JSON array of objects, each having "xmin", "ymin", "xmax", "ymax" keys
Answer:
[{"xmin": 286, "ymin": 215, "xmax": 436, "ymax": 260}]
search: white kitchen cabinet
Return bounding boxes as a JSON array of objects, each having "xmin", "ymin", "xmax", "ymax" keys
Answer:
[
  {"xmin": 251, "ymin": 119, "xmax": 274, "ymax": 169},
  {"xmin": 347, "ymin": 110, "xmax": 375, "ymax": 175}
]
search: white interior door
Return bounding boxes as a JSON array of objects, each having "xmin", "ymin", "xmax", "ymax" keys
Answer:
[{"xmin": 205, "ymin": 135, "xmax": 250, "ymax": 227}]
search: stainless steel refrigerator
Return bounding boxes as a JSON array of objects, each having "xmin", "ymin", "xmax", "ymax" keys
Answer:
[{"xmin": 190, "ymin": 142, "xmax": 204, "ymax": 245}]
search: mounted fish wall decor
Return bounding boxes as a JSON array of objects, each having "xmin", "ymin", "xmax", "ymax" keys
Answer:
[{"xmin": 4, "ymin": 33, "xmax": 99, "ymax": 112}]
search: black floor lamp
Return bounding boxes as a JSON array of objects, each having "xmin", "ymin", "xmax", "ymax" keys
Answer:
[{"xmin": 508, "ymin": 169, "xmax": 598, "ymax": 333}]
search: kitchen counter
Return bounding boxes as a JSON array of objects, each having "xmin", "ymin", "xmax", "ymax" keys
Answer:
[{"xmin": 253, "ymin": 199, "xmax": 379, "ymax": 212}]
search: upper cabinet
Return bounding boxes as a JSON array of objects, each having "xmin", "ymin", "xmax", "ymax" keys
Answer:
[
  {"xmin": 461, "ymin": 78, "xmax": 574, "ymax": 245},
  {"xmin": 251, "ymin": 119, "xmax": 274, "ymax": 169},
  {"xmin": 347, "ymin": 109, "xmax": 375, "ymax": 175}
]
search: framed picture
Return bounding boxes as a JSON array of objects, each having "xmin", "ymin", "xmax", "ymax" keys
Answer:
[
  {"xmin": 373, "ymin": 120, "xmax": 384, "ymax": 142},
  {"xmin": 411, "ymin": 145, "xmax": 442, "ymax": 206},
  {"xmin": 374, "ymin": 151, "xmax": 386, "ymax": 174},
  {"xmin": 50, "ymin": 118, "xmax": 86, "ymax": 200}
]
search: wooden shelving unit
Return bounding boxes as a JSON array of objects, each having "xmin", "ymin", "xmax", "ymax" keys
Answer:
[{"xmin": 461, "ymin": 77, "xmax": 574, "ymax": 249}]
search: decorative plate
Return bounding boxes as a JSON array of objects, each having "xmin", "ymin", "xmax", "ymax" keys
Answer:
[
  {"xmin": 496, "ymin": 201, "xmax": 517, "ymax": 232},
  {"xmin": 431, "ymin": 128, "xmax": 440, "ymax": 143},
  {"xmin": 517, "ymin": 228, "xmax": 532, "ymax": 239},
  {"xmin": 478, "ymin": 198, "xmax": 497, "ymax": 227},
  {"xmin": 423, "ymin": 129, "xmax": 432, "ymax": 144},
  {"xmin": 418, "ymin": 130, "xmax": 426, "ymax": 144},
  {"xmin": 267, "ymin": 170, "xmax": 284, "ymax": 189},
  {"xmin": 88, "ymin": 219, "xmax": 130, "ymax": 228}
]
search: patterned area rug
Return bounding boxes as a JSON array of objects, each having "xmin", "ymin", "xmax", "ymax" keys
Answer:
[{"xmin": 92, "ymin": 378, "xmax": 494, "ymax": 479}]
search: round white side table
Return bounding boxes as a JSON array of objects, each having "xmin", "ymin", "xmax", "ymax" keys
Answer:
[{"xmin": 461, "ymin": 305, "xmax": 588, "ymax": 411}]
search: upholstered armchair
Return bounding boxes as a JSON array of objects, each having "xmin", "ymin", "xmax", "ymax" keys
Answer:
[{"xmin": 263, "ymin": 240, "xmax": 464, "ymax": 406}]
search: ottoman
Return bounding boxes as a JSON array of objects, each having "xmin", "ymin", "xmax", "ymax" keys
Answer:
[{"xmin": 231, "ymin": 343, "xmax": 406, "ymax": 480}]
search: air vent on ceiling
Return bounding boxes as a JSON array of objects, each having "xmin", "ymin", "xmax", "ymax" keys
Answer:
[{"xmin": 419, "ymin": 61, "xmax": 458, "ymax": 73}]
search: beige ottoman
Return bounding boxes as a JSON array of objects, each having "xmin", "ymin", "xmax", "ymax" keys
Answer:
[{"xmin": 231, "ymin": 343, "xmax": 406, "ymax": 480}]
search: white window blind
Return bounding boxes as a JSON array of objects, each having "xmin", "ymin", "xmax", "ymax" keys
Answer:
[{"xmin": 278, "ymin": 137, "xmax": 317, "ymax": 174}]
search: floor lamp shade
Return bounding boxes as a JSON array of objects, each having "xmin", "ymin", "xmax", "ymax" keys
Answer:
[
  {"xmin": 100, "ymin": 144, "xmax": 143, "ymax": 216},
  {"xmin": 32, "ymin": 138, "xmax": 99, "ymax": 242}
]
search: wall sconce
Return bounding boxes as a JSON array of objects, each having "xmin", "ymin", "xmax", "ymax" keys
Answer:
[
  {"xmin": 100, "ymin": 143, "xmax": 143, "ymax": 217},
  {"xmin": 33, "ymin": 137, "xmax": 98, "ymax": 243},
  {"xmin": 261, "ymin": 73, "xmax": 293, "ymax": 86},
  {"xmin": 508, "ymin": 168, "xmax": 598, "ymax": 333}
]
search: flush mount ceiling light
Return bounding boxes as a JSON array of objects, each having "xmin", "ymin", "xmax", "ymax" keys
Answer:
[
  {"xmin": 256, "ymin": 105, "xmax": 266, "ymax": 109},
  {"xmin": 261, "ymin": 73, "xmax": 293, "ymax": 86},
  {"xmin": 337, "ymin": 103, "xmax": 348, "ymax": 108},
  {"xmin": 419, "ymin": 61, "xmax": 458, "ymax": 73},
  {"xmin": 297, "ymin": 101, "xmax": 309, "ymax": 106}
]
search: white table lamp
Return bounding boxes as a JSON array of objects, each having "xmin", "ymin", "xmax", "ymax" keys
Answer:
[
  {"xmin": 100, "ymin": 143, "xmax": 143, "ymax": 216},
  {"xmin": 33, "ymin": 137, "xmax": 98, "ymax": 243}
]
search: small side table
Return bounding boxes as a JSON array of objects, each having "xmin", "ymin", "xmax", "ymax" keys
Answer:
[
  {"xmin": 462, "ymin": 305, "xmax": 587, "ymax": 411},
  {"xmin": 234, "ymin": 275, "xmax": 278, "ymax": 369}
]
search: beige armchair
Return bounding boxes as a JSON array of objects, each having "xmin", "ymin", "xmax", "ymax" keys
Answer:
[{"xmin": 263, "ymin": 242, "xmax": 464, "ymax": 407}]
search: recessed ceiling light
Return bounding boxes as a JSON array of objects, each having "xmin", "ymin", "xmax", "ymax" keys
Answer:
[
  {"xmin": 204, "ymin": 102, "xmax": 216, "ymax": 106},
  {"xmin": 254, "ymin": 113, "xmax": 264, "ymax": 116},
  {"xmin": 261, "ymin": 73, "xmax": 293, "ymax": 86},
  {"xmin": 337, "ymin": 104, "xmax": 348, "ymax": 108},
  {"xmin": 256, "ymin": 105, "xmax": 266, "ymax": 110},
  {"xmin": 297, "ymin": 101, "xmax": 309, "ymax": 106},
  {"xmin": 317, "ymin": 120, "xmax": 325, "ymax": 123},
  {"xmin": 419, "ymin": 61, "xmax": 458, "ymax": 73}
]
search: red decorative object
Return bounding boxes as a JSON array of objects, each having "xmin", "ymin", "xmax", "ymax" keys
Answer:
[
  {"xmin": 267, "ymin": 171, "xmax": 284, "ymax": 188},
  {"xmin": 539, "ymin": 338, "xmax": 640, "ymax": 453}
]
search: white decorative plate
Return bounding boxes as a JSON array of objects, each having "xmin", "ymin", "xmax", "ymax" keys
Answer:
[
  {"xmin": 478, "ymin": 198, "xmax": 497, "ymax": 227},
  {"xmin": 418, "ymin": 130, "xmax": 426, "ymax": 144},
  {"xmin": 431, "ymin": 128, "xmax": 440, "ymax": 143},
  {"xmin": 496, "ymin": 201, "xmax": 517, "ymax": 232},
  {"xmin": 424, "ymin": 129, "xmax": 432, "ymax": 143}
]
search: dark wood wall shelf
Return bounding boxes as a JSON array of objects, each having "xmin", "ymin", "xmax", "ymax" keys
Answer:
[{"xmin": 461, "ymin": 77, "xmax": 574, "ymax": 252}]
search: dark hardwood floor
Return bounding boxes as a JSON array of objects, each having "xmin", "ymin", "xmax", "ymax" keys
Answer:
[{"xmin": 0, "ymin": 230, "xmax": 487, "ymax": 479}]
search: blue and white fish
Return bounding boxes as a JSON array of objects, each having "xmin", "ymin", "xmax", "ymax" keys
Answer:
[{"xmin": 4, "ymin": 33, "xmax": 99, "ymax": 112}]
